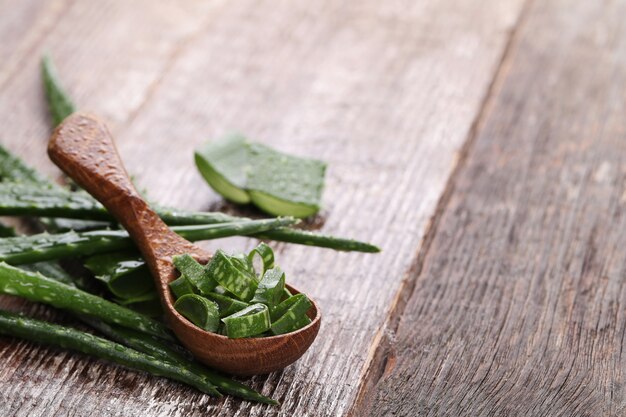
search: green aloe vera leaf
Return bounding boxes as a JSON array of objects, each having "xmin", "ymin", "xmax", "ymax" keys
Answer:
[
  {"xmin": 0, "ymin": 310, "xmax": 220, "ymax": 397},
  {"xmin": 0, "ymin": 144, "xmax": 52, "ymax": 185},
  {"xmin": 221, "ymin": 303, "xmax": 271, "ymax": 339},
  {"xmin": 0, "ymin": 217, "xmax": 297, "ymax": 265},
  {"xmin": 42, "ymin": 55, "xmax": 76, "ymax": 127},
  {"xmin": 80, "ymin": 317, "xmax": 277, "ymax": 404},
  {"xmin": 0, "ymin": 262, "xmax": 172, "ymax": 340},
  {"xmin": 174, "ymin": 294, "xmax": 220, "ymax": 332},
  {"xmin": 0, "ymin": 181, "xmax": 379, "ymax": 252},
  {"xmin": 172, "ymin": 254, "xmax": 217, "ymax": 294},
  {"xmin": 194, "ymin": 135, "xmax": 250, "ymax": 204},
  {"xmin": 206, "ymin": 250, "xmax": 258, "ymax": 302},
  {"xmin": 250, "ymin": 267, "xmax": 285, "ymax": 310}
]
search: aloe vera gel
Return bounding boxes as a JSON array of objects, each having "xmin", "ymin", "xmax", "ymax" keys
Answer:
[{"xmin": 195, "ymin": 135, "xmax": 326, "ymax": 218}]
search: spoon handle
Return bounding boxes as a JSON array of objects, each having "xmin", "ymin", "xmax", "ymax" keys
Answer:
[{"xmin": 47, "ymin": 113, "xmax": 205, "ymax": 286}]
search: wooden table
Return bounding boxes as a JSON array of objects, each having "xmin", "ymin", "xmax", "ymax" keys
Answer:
[{"xmin": 1, "ymin": 0, "xmax": 624, "ymax": 415}]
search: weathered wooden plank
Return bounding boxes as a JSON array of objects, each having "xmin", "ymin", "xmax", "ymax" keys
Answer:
[
  {"xmin": 0, "ymin": 0, "xmax": 526, "ymax": 415},
  {"xmin": 360, "ymin": 0, "xmax": 626, "ymax": 415}
]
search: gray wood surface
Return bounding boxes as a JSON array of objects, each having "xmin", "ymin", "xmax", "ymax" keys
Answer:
[
  {"xmin": 358, "ymin": 0, "xmax": 626, "ymax": 415},
  {"xmin": 3, "ymin": 0, "xmax": 622, "ymax": 415}
]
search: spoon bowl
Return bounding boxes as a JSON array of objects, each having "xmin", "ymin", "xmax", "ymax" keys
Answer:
[{"xmin": 48, "ymin": 112, "xmax": 320, "ymax": 375}]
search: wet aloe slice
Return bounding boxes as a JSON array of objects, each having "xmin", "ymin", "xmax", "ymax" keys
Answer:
[
  {"xmin": 250, "ymin": 267, "xmax": 285, "ymax": 309},
  {"xmin": 194, "ymin": 135, "xmax": 326, "ymax": 218},
  {"xmin": 203, "ymin": 292, "xmax": 249, "ymax": 318},
  {"xmin": 221, "ymin": 303, "xmax": 271, "ymax": 338},
  {"xmin": 270, "ymin": 293, "xmax": 312, "ymax": 321},
  {"xmin": 174, "ymin": 294, "xmax": 220, "ymax": 332},
  {"xmin": 169, "ymin": 275, "xmax": 197, "ymax": 299},
  {"xmin": 172, "ymin": 254, "xmax": 217, "ymax": 294},
  {"xmin": 194, "ymin": 135, "xmax": 250, "ymax": 204},
  {"xmin": 206, "ymin": 250, "xmax": 258, "ymax": 301},
  {"xmin": 270, "ymin": 294, "xmax": 313, "ymax": 335}
]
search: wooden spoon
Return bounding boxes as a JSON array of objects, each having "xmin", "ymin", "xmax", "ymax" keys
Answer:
[{"xmin": 48, "ymin": 112, "xmax": 321, "ymax": 375}]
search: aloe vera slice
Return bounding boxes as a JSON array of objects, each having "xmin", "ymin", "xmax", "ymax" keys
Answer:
[
  {"xmin": 221, "ymin": 303, "xmax": 270, "ymax": 338},
  {"xmin": 172, "ymin": 254, "xmax": 217, "ymax": 294},
  {"xmin": 250, "ymin": 267, "xmax": 285, "ymax": 309},
  {"xmin": 169, "ymin": 275, "xmax": 197, "ymax": 299},
  {"xmin": 203, "ymin": 292, "xmax": 249, "ymax": 317},
  {"xmin": 248, "ymin": 242, "xmax": 274, "ymax": 277},
  {"xmin": 206, "ymin": 250, "xmax": 257, "ymax": 301},
  {"xmin": 270, "ymin": 294, "xmax": 313, "ymax": 335},
  {"xmin": 194, "ymin": 135, "xmax": 326, "ymax": 218},
  {"xmin": 194, "ymin": 135, "xmax": 250, "ymax": 204},
  {"xmin": 174, "ymin": 294, "xmax": 220, "ymax": 332},
  {"xmin": 270, "ymin": 293, "xmax": 312, "ymax": 321}
]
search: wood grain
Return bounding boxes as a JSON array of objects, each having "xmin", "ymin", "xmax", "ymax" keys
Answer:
[
  {"xmin": 360, "ymin": 0, "xmax": 626, "ymax": 415},
  {"xmin": 0, "ymin": 0, "xmax": 527, "ymax": 415}
]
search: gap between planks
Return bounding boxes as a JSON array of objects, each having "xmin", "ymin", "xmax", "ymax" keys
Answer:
[{"xmin": 348, "ymin": 0, "xmax": 537, "ymax": 414}]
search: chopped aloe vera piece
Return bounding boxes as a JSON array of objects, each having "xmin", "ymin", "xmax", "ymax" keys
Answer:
[
  {"xmin": 194, "ymin": 135, "xmax": 250, "ymax": 204},
  {"xmin": 282, "ymin": 287, "xmax": 293, "ymax": 300},
  {"xmin": 251, "ymin": 267, "xmax": 285, "ymax": 309},
  {"xmin": 248, "ymin": 242, "xmax": 274, "ymax": 277},
  {"xmin": 206, "ymin": 250, "xmax": 257, "ymax": 301},
  {"xmin": 204, "ymin": 292, "xmax": 249, "ymax": 317},
  {"xmin": 169, "ymin": 275, "xmax": 197, "ymax": 299},
  {"xmin": 270, "ymin": 294, "xmax": 313, "ymax": 335},
  {"xmin": 195, "ymin": 136, "xmax": 326, "ymax": 218},
  {"xmin": 174, "ymin": 294, "xmax": 220, "ymax": 332},
  {"xmin": 270, "ymin": 293, "xmax": 311, "ymax": 321},
  {"xmin": 221, "ymin": 303, "xmax": 270, "ymax": 338},
  {"xmin": 172, "ymin": 254, "xmax": 217, "ymax": 294},
  {"xmin": 272, "ymin": 314, "xmax": 312, "ymax": 336},
  {"xmin": 85, "ymin": 252, "xmax": 154, "ymax": 299},
  {"xmin": 231, "ymin": 253, "xmax": 255, "ymax": 276}
]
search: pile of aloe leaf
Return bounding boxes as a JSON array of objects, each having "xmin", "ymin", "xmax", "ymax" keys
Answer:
[{"xmin": 0, "ymin": 56, "xmax": 379, "ymax": 404}]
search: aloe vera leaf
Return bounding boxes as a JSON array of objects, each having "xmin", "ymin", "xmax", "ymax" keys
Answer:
[
  {"xmin": 80, "ymin": 317, "xmax": 277, "ymax": 404},
  {"xmin": 0, "ymin": 262, "xmax": 172, "ymax": 340},
  {"xmin": 0, "ymin": 217, "xmax": 297, "ymax": 265},
  {"xmin": 42, "ymin": 55, "xmax": 75, "ymax": 127},
  {"xmin": 0, "ymin": 181, "xmax": 379, "ymax": 252},
  {"xmin": 0, "ymin": 310, "xmax": 220, "ymax": 397}
]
